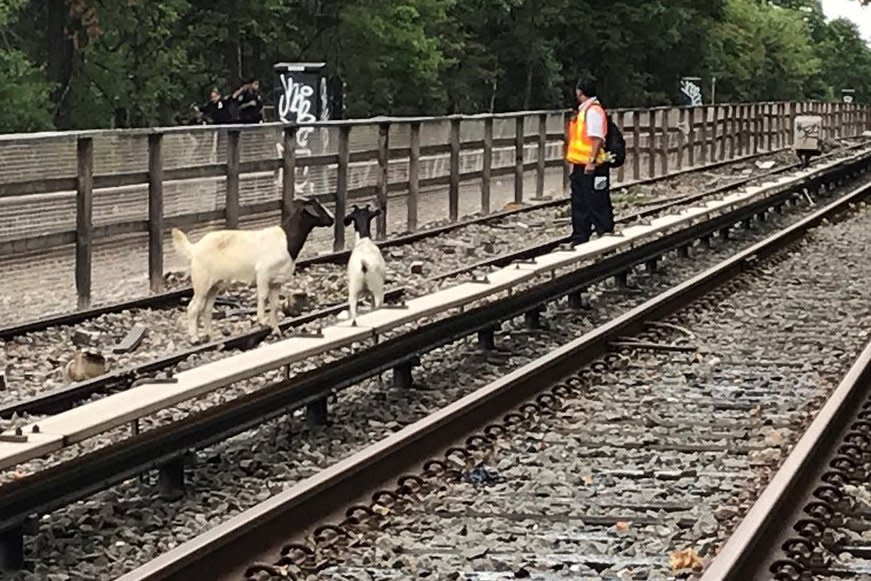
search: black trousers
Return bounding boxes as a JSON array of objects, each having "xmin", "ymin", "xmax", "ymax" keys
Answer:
[{"xmin": 569, "ymin": 164, "xmax": 614, "ymax": 244}]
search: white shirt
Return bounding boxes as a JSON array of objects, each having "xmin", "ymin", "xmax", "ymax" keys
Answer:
[{"xmin": 579, "ymin": 97, "xmax": 606, "ymax": 140}]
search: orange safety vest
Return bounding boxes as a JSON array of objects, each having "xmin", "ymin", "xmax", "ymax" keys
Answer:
[{"xmin": 565, "ymin": 99, "xmax": 609, "ymax": 165}]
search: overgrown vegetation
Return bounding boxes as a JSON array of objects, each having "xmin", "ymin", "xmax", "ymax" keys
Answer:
[{"xmin": 0, "ymin": 0, "xmax": 869, "ymax": 131}]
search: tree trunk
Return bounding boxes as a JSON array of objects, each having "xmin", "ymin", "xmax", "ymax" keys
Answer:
[
  {"xmin": 523, "ymin": 64, "xmax": 534, "ymax": 110},
  {"xmin": 226, "ymin": 0, "xmax": 242, "ymax": 88},
  {"xmin": 47, "ymin": 0, "xmax": 75, "ymax": 129}
]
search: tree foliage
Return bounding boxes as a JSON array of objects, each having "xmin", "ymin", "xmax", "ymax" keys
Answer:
[{"xmin": 0, "ymin": 0, "xmax": 870, "ymax": 132}]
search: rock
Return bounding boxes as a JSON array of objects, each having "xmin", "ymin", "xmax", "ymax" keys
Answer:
[
  {"xmin": 64, "ymin": 351, "xmax": 107, "ymax": 382},
  {"xmin": 73, "ymin": 329, "xmax": 101, "ymax": 347},
  {"xmin": 411, "ymin": 262, "xmax": 425, "ymax": 275}
]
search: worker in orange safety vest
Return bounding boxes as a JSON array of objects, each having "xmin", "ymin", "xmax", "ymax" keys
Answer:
[{"xmin": 565, "ymin": 75, "xmax": 614, "ymax": 244}]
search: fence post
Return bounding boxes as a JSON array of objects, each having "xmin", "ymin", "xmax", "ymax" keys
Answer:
[
  {"xmin": 562, "ymin": 110, "xmax": 572, "ymax": 191},
  {"xmin": 334, "ymin": 125, "xmax": 350, "ymax": 251},
  {"xmin": 717, "ymin": 106, "xmax": 726, "ymax": 161},
  {"xmin": 660, "ymin": 109, "xmax": 669, "ymax": 175},
  {"xmin": 449, "ymin": 116, "xmax": 461, "ymax": 221},
  {"xmin": 376, "ymin": 122, "xmax": 390, "ymax": 239},
  {"xmin": 147, "ymin": 132, "xmax": 164, "ymax": 293},
  {"xmin": 727, "ymin": 104, "xmax": 736, "ymax": 159},
  {"xmin": 632, "ymin": 110, "xmax": 641, "ymax": 179},
  {"xmin": 789, "ymin": 102, "xmax": 797, "ymax": 146},
  {"xmin": 514, "ymin": 116, "xmax": 524, "ymax": 203},
  {"xmin": 408, "ymin": 122, "xmax": 421, "ymax": 232},
  {"xmin": 699, "ymin": 106, "xmax": 708, "ymax": 164},
  {"xmin": 225, "ymin": 129, "xmax": 240, "ymax": 228},
  {"xmin": 647, "ymin": 110, "xmax": 656, "ymax": 178},
  {"xmin": 536, "ymin": 113, "xmax": 547, "ymax": 199},
  {"xmin": 676, "ymin": 108, "xmax": 685, "ymax": 171},
  {"xmin": 281, "ymin": 125, "xmax": 297, "ymax": 224},
  {"xmin": 750, "ymin": 103, "xmax": 758, "ymax": 154},
  {"xmin": 482, "ymin": 116, "xmax": 493, "ymax": 214},
  {"xmin": 687, "ymin": 107, "xmax": 696, "ymax": 167},
  {"xmin": 617, "ymin": 110, "xmax": 627, "ymax": 182},
  {"xmin": 780, "ymin": 102, "xmax": 788, "ymax": 149},
  {"xmin": 76, "ymin": 136, "xmax": 94, "ymax": 309}
]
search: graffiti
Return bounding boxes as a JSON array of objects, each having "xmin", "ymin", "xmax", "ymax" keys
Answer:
[
  {"xmin": 680, "ymin": 79, "xmax": 703, "ymax": 107},
  {"xmin": 796, "ymin": 121, "xmax": 820, "ymax": 139},
  {"xmin": 275, "ymin": 73, "xmax": 318, "ymax": 197}
]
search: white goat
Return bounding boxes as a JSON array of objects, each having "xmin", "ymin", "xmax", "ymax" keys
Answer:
[
  {"xmin": 345, "ymin": 204, "xmax": 387, "ymax": 325},
  {"xmin": 171, "ymin": 197, "xmax": 334, "ymax": 342}
]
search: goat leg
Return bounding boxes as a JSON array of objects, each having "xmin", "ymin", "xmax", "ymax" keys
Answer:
[
  {"xmin": 255, "ymin": 275, "xmax": 271, "ymax": 328},
  {"xmin": 267, "ymin": 284, "xmax": 281, "ymax": 334},
  {"xmin": 370, "ymin": 278, "xmax": 385, "ymax": 310},
  {"xmin": 187, "ymin": 295, "xmax": 204, "ymax": 343},
  {"xmin": 202, "ymin": 287, "xmax": 219, "ymax": 340},
  {"xmin": 348, "ymin": 286, "xmax": 359, "ymax": 327}
]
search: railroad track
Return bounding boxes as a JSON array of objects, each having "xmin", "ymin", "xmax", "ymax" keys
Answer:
[
  {"xmin": 114, "ymin": 175, "xmax": 871, "ymax": 581},
  {"xmin": 700, "ymin": 338, "xmax": 871, "ymax": 580},
  {"xmin": 0, "ymin": 148, "xmax": 799, "ymax": 339},
  {"xmin": 0, "ymin": 148, "xmax": 822, "ymax": 420},
  {"xmin": 0, "ymin": 148, "xmax": 869, "ymax": 579}
]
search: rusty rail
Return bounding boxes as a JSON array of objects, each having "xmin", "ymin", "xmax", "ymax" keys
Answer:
[
  {"xmin": 700, "ymin": 339, "xmax": 871, "ymax": 581},
  {"xmin": 113, "ymin": 168, "xmax": 871, "ymax": 581},
  {"xmin": 1, "ymin": 101, "xmax": 868, "ymax": 309}
]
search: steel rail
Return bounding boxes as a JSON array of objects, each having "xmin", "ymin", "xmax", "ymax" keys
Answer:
[
  {"xmin": 699, "ymin": 339, "xmax": 871, "ymax": 581},
  {"xmin": 0, "ymin": 160, "xmax": 867, "ymax": 571},
  {"xmin": 0, "ymin": 147, "xmax": 807, "ymax": 341},
  {"xmin": 2, "ymin": 151, "xmax": 856, "ymax": 419},
  {"xmin": 116, "ymin": 173, "xmax": 871, "ymax": 581}
]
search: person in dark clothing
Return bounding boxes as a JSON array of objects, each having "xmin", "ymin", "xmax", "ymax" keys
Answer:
[
  {"xmin": 565, "ymin": 75, "xmax": 614, "ymax": 244},
  {"xmin": 194, "ymin": 88, "xmax": 232, "ymax": 124},
  {"xmin": 233, "ymin": 78, "xmax": 264, "ymax": 124}
]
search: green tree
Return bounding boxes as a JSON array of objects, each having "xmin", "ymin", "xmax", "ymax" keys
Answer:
[
  {"xmin": 816, "ymin": 17, "xmax": 871, "ymax": 100},
  {"xmin": 0, "ymin": 0, "xmax": 54, "ymax": 131}
]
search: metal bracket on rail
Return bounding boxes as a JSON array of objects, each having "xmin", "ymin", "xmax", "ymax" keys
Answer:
[
  {"xmin": 392, "ymin": 355, "xmax": 421, "ymax": 389},
  {"xmin": 511, "ymin": 258, "xmax": 537, "ymax": 268},
  {"xmin": 0, "ymin": 427, "xmax": 27, "ymax": 444},
  {"xmin": 130, "ymin": 376, "xmax": 178, "ymax": 388},
  {"xmin": 286, "ymin": 330, "xmax": 325, "ymax": 339}
]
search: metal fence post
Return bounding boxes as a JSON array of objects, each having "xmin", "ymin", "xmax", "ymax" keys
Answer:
[
  {"xmin": 147, "ymin": 132, "xmax": 164, "ymax": 293},
  {"xmin": 225, "ymin": 129, "xmax": 240, "ymax": 228},
  {"xmin": 76, "ymin": 136, "xmax": 94, "ymax": 309}
]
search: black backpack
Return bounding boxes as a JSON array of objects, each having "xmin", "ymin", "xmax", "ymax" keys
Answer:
[{"xmin": 604, "ymin": 113, "xmax": 626, "ymax": 168}]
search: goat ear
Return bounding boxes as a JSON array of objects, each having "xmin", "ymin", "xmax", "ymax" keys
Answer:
[
  {"xmin": 343, "ymin": 215, "xmax": 354, "ymax": 226},
  {"xmin": 371, "ymin": 207, "xmax": 382, "ymax": 218}
]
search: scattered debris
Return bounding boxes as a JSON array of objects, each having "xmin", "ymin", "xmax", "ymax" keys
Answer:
[
  {"xmin": 411, "ymin": 261, "xmax": 425, "ymax": 274},
  {"xmin": 669, "ymin": 548, "xmax": 704, "ymax": 572},
  {"xmin": 112, "ymin": 325, "xmax": 147, "ymax": 354},
  {"xmin": 64, "ymin": 351, "xmax": 107, "ymax": 383},
  {"xmin": 755, "ymin": 160, "xmax": 776, "ymax": 170},
  {"xmin": 615, "ymin": 521, "xmax": 631, "ymax": 532},
  {"xmin": 463, "ymin": 464, "xmax": 504, "ymax": 486},
  {"xmin": 72, "ymin": 329, "xmax": 101, "ymax": 348},
  {"xmin": 372, "ymin": 503, "xmax": 391, "ymax": 516}
]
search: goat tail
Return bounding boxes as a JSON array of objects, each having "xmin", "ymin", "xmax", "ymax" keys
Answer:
[
  {"xmin": 361, "ymin": 260, "xmax": 368, "ymax": 274},
  {"xmin": 171, "ymin": 228, "xmax": 193, "ymax": 261}
]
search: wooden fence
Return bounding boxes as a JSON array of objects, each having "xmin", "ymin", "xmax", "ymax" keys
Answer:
[{"xmin": 0, "ymin": 100, "xmax": 868, "ymax": 308}]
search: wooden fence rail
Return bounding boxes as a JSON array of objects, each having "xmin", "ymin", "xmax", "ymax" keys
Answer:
[{"xmin": 0, "ymin": 100, "xmax": 868, "ymax": 308}]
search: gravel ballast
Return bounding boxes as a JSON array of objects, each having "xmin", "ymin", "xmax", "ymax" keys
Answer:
[
  {"xmin": 0, "ymin": 150, "xmax": 804, "ymax": 410},
  {"xmin": 271, "ymin": 201, "xmax": 871, "ymax": 580},
  {"xmin": 3, "ymin": 168, "xmax": 869, "ymax": 578}
]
